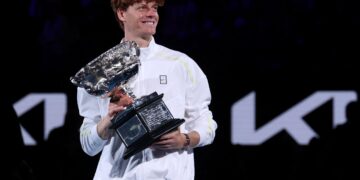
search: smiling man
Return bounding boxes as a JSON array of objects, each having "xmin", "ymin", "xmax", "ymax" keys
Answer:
[{"xmin": 75, "ymin": 0, "xmax": 217, "ymax": 179}]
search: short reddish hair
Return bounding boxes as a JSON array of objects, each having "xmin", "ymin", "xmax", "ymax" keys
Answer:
[{"xmin": 110, "ymin": 0, "xmax": 165, "ymax": 29}]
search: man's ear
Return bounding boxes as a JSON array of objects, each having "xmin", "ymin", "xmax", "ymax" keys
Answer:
[{"xmin": 117, "ymin": 9, "xmax": 126, "ymax": 22}]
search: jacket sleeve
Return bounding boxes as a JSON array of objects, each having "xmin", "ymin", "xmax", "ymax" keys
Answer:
[
  {"xmin": 184, "ymin": 61, "xmax": 218, "ymax": 147},
  {"xmin": 77, "ymin": 87, "xmax": 107, "ymax": 156}
]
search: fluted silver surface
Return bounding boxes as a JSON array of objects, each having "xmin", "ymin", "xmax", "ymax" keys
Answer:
[{"xmin": 70, "ymin": 41, "xmax": 140, "ymax": 96}]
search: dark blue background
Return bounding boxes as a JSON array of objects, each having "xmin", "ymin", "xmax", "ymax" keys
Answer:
[{"xmin": 4, "ymin": 0, "xmax": 359, "ymax": 179}]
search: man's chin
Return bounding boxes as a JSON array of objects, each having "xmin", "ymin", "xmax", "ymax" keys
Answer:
[
  {"xmin": 146, "ymin": 30, "xmax": 156, "ymax": 36},
  {"xmin": 141, "ymin": 32, "xmax": 156, "ymax": 39}
]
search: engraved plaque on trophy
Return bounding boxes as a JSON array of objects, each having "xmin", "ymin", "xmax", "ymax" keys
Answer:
[{"xmin": 70, "ymin": 41, "xmax": 184, "ymax": 159}]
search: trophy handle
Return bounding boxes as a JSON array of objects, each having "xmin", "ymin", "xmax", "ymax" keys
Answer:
[{"xmin": 108, "ymin": 87, "xmax": 134, "ymax": 107}]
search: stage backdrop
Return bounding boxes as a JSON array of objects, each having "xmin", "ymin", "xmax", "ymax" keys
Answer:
[{"xmin": 5, "ymin": 0, "xmax": 359, "ymax": 180}]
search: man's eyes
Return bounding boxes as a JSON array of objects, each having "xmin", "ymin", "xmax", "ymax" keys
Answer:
[{"xmin": 136, "ymin": 4, "xmax": 158, "ymax": 11}]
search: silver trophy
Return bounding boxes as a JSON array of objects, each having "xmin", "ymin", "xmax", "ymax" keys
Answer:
[{"xmin": 70, "ymin": 41, "xmax": 184, "ymax": 159}]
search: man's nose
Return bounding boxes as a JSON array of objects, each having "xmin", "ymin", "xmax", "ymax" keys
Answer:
[{"xmin": 145, "ymin": 8, "xmax": 157, "ymax": 17}]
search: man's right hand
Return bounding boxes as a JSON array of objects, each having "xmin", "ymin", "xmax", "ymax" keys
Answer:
[{"xmin": 97, "ymin": 87, "xmax": 134, "ymax": 140}]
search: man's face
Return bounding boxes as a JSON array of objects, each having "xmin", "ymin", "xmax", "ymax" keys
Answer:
[{"xmin": 118, "ymin": 1, "xmax": 159, "ymax": 39}]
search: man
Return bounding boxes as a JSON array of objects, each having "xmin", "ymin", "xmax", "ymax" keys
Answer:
[{"xmin": 76, "ymin": 0, "xmax": 217, "ymax": 179}]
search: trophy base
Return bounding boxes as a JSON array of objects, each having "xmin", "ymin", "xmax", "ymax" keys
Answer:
[
  {"xmin": 109, "ymin": 92, "xmax": 185, "ymax": 159},
  {"xmin": 123, "ymin": 118, "xmax": 185, "ymax": 159}
]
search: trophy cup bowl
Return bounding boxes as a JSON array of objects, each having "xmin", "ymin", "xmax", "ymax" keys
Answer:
[{"xmin": 70, "ymin": 41, "xmax": 184, "ymax": 159}]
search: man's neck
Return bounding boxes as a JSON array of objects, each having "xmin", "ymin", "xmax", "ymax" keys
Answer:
[{"xmin": 123, "ymin": 35, "xmax": 152, "ymax": 48}]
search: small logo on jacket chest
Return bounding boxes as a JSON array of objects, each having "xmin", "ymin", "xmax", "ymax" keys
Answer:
[{"xmin": 159, "ymin": 75, "xmax": 167, "ymax": 84}]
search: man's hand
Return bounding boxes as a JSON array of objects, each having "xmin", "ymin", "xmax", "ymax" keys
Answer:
[
  {"xmin": 97, "ymin": 87, "xmax": 134, "ymax": 140},
  {"xmin": 151, "ymin": 128, "xmax": 186, "ymax": 150}
]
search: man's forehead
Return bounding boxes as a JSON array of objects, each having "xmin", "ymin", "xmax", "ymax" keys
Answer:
[{"xmin": 133, "ymin": 0, "xmax": 158, "ymax": 5}]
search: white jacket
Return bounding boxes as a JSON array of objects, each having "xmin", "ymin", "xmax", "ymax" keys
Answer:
[{"xmin": 77, "ymin": 38, "xmax": 217, "ymax": 180}]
